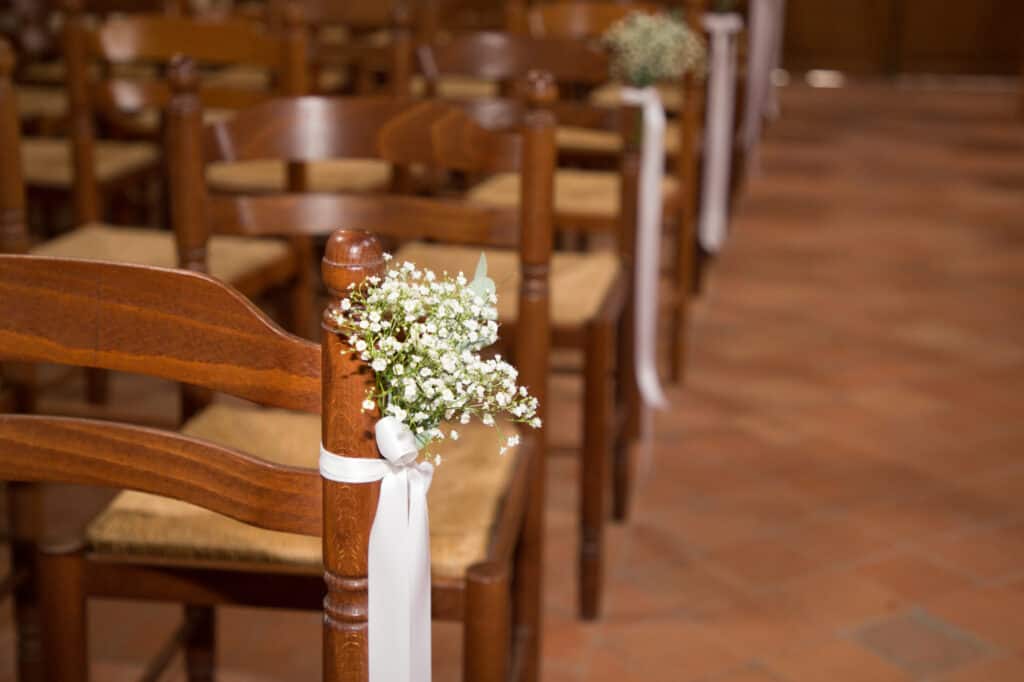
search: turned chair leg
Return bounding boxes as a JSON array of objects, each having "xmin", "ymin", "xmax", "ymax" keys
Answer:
[
  {"xmin": 38, "ymin": 544, "xmax": 88, "ymax": 682},
  {"xmin": 464, "ymin": 562, "xmax": 510, "ymax": 682},
  {"xmin": 612, "ymin": 305, "xmax": 639, "ymax": 522},
  {"xmin": 8, "ymin": 482, "xmax": 44, "ymax": 682},
  {"xmin": 184, "ymin": 605, "xmax": 216, "ymax": 682},
  {"xmin": 11, "ymin": 541, "xmax": 44, "ymax": 682},
  {"xmin": 580, "ymin": 321, "xmax": 612, "ymax": 620}
]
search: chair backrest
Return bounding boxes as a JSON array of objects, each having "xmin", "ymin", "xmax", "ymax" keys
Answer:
[
  {"xmin": 61, "ymin": 0, "xmax": 310, "ymax": 224},
  {"xmin": 165, "ymin": 56, "xmax": 555, "ymax": 406},
  {"xmin": 0, "ymin": 229, "xmax": 391, "ymax": 681},
  {"xmin": 265, "ymin": 0, "xmax": 416, "ymax": 95},
  {"xmin": 520, "ymin": 1, "xmax": 707, "ymax": 233},
  {"xmin": 417, "ymin": 28, "xmax": 642, "ymax": 273},
  {"xmin": 0, "ymin": 39, "xmax": 28, "ymax": 254}
]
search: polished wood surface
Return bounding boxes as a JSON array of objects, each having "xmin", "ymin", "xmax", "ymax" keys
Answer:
[
  {"xmin": 0, "ymin": 222, "xmax": 386, "ymax": 680},
  {"xmin": 204, "ymin": 96, "xmax": 524, "ymax": 172},
  {"xmin": 320, "ymin": 231, "xmax": 384, "ymax": 682},
  {"xmin": 0, "ymin": 254, "xmax": 320, "ymax": 411},
  {"xmin": 0, "ymin": 414, "xmax": 322, "ymax": 535},
  {"xmin": 208, "ymin": 193, "xmax": 520, "ymax": 246}
]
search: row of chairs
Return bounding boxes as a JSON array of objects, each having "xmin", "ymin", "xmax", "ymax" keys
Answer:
[
  {"xmin": 0, "ymin": 1, "xmax": 730, "ymax": 679},
  {"xmin": 5, "ymin": 38, "xmax": 555, "ymax": 681}
]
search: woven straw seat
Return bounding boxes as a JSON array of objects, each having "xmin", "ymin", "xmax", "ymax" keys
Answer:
[
  {"xmin": 21, "ymin": 137, "xmax": 157, "ymax": 189},
  {"xmin": 16, "ymin": 86, "xmax": 67, "ymax": 121},
  {"xmin": 32, "ymin": 224, "xmax": 291, "ymax": 285},
  {"xmin": 467, "ymin": 169, "xmax": 677, "ymax": 221},
  {"xmin": 410, "ymin": 75, "xmax": 498, "ymax": 99},
  {"xmin": 556, "ymin": 123, "xmax": 680, "ymax": 155},
  {"xmin": 588, "ymin": 82, "xmax": 685, "ymax": 113},
  {"xmin": 207, "ymin": 158, "xmax": 391, "ymax": 194},
  {"xmin": 86, "ymin": 403, "xmax": 520, "ymax": 579},
  {"xmin": 396, "ymin": 242, "xmax": 620, "ymax": 327}
]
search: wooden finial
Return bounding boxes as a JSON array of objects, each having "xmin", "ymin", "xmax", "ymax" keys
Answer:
[
  {"xmin": 168, "ymin": 53, "xmax": 200, "ymax": 96},
  {"xmin": 523, "ymin": 69, "xmax": 558, "ymax": 108},
  {"xmin": 322, "ymin": 230, "xmax": 386, "ymax": 300}
]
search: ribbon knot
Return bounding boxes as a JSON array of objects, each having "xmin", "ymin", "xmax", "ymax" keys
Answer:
[{"xmin": 319, "ymin": 416, "xmax": 434, "ymax": 682}]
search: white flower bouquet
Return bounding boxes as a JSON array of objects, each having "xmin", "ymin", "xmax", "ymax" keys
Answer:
[
  {"xmin": 602, "ymin": 11, "xmax": 706, "ymax": 88},
  {"xmin": 328, "ymin": 254, "xmax": 540, "ymax": 462}
]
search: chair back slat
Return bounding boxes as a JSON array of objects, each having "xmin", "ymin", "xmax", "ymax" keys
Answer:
[
  {"xmin": 204, "ymin": 96, "xmax": 524, "ymax": 173},
  {"xmin": 0, "ymin": 415, "xmax": 322, "ymax": 536},
  {"xmin": 527, "ymin": 1, "xmax": 661, "ymax": 39},
  {"xmin": 91, "ymin": 15, "xmax": 285, "ymax": 67},
  {"xmin": 0, "ymin": 255, "xmax": 321, "ymax": 412},
  {"xmin": 420, "ymin": 31, "xmax": 610, "ymax": 85},
  {"xmin": 207, "ymin": 193, "xmax": 520, "ymax": 247}
]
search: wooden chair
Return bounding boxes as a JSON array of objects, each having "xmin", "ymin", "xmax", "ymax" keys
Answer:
[
  {"xmin": 0, "ymin": 228, "xmax": 443, "ymax": 682},
  {"xmin": 9, "ymin": 3, "xmax": 321, "ymax": 410},
  {"xmin": 520, "ymin": 0, "xmax": 707, "ymax": 383},
  {"xmin": 15, "ymin": 58, "xmax": 555, "ymax": 682},
  {"xmin": 413, "ymin": 29, "xmax": 640, "ymax": 619},
  {"xmin": 196, "ymin": 1, "xmax": 410, "ymax": 197}
]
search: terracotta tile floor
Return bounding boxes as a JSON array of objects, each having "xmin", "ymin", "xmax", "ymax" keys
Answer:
[{"xmin": 2, "ymin": 80, "xmax": 1024, "ymax": 680}]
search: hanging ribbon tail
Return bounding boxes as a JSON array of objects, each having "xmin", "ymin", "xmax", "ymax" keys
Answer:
[
  {"xmin": 620, "ymin": 86, "xmax": 670, "ymax": 410},
  {"xmin": 319, "ymin": 417, "xmax": 434, "ymax": 682},
  {"xmin": 698, "ymin": 12, "xmax": 744, "ymax": 253}
]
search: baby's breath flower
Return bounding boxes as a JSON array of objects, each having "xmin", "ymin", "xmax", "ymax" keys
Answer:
[
  {"xmin": 331, "ymin": 258, "xmax": 540, "ymax": 459},
  {"xmin": 603, "ymin": 11, "xmax": 706, "ymax": 87}
]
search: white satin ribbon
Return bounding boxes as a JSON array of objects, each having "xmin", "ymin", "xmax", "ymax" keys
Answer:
[
  {"xmin": 742, "ymin": 0, "xmax": 786, "ymax": 170},
  {"xmin": 318, "ymin": 416, "xmax": 435, "ymax": 682},
  {"xmin": 699, "ymin": 12, "xmax": 744, "ymax": 253},
  {"xmin": 620, "ymin": 86, "xmax": 669, "ymax": 410}
]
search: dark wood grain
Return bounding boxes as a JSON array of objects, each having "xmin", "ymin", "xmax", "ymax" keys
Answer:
[
  {"xmin": 204, "ymin": 96, "xmax": 524, "ymax": 173},
  {"xmin": 0, "ymin": 255, "xmax": 321, "ymax": 412},
  {"xmin": 207, "ymin": 193, "xmax": 520, "ymax": 247},
  {"xmin": 0, "ymin": 415, "xmax": 322, "ymax": 535}
]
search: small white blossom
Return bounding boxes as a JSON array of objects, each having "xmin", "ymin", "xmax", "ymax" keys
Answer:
[{"xmin": 361, "ymin": 399, "xmax": 375, "ymax": 412}]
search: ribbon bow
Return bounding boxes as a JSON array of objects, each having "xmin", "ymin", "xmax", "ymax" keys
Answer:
[{"xmin": 319, "ymin": 416, "xmax": 435, "ymax": 682}]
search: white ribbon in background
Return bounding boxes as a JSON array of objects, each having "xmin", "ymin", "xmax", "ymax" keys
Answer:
[
  {"xmin": 620, "ymin": 86, "xmax": 669, "ymax": 411},
  {"xmin": 742, "ymin": 0, "xmax": 786, "ymax": 172},
  {"xmin": 699, "ymin": 12, "xmax": 744, "ymax": 254},
  {"xmin": 319, "ymin": 416, "xmax": 435, "ymax": 682}
]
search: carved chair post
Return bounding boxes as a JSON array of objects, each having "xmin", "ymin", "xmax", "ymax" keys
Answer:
[
  {"xmin": 614, "ymin": 104, "xmax": 642, "ymax": 520},
  {"xmin": 1, "ymin": 48, "xmax": 44, "ymax": 680},
  {"xmin": 390, "ymin": 1, "xmax": 414, "ymax": 96},
  {"xmin": 320, "ymin": 231, "xmax": 386, "ymax": 682},
  {"xmin": 513, "ymin": 71, "xmax": 556, "ymax": 682},
  {"xmin": 0, "ymin": 40, "xmax": 28, "ymax": 255},
  {"xmin": 670, "ymin": 0, "xmax": 708, "ymax": 383},
  {"xmin": 61, "ymin": 0, "xmax": 101, "ymax": 226},
  {"xmin": 166, "ymin": 56, "xmax": 216, "ymax": 421}
]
